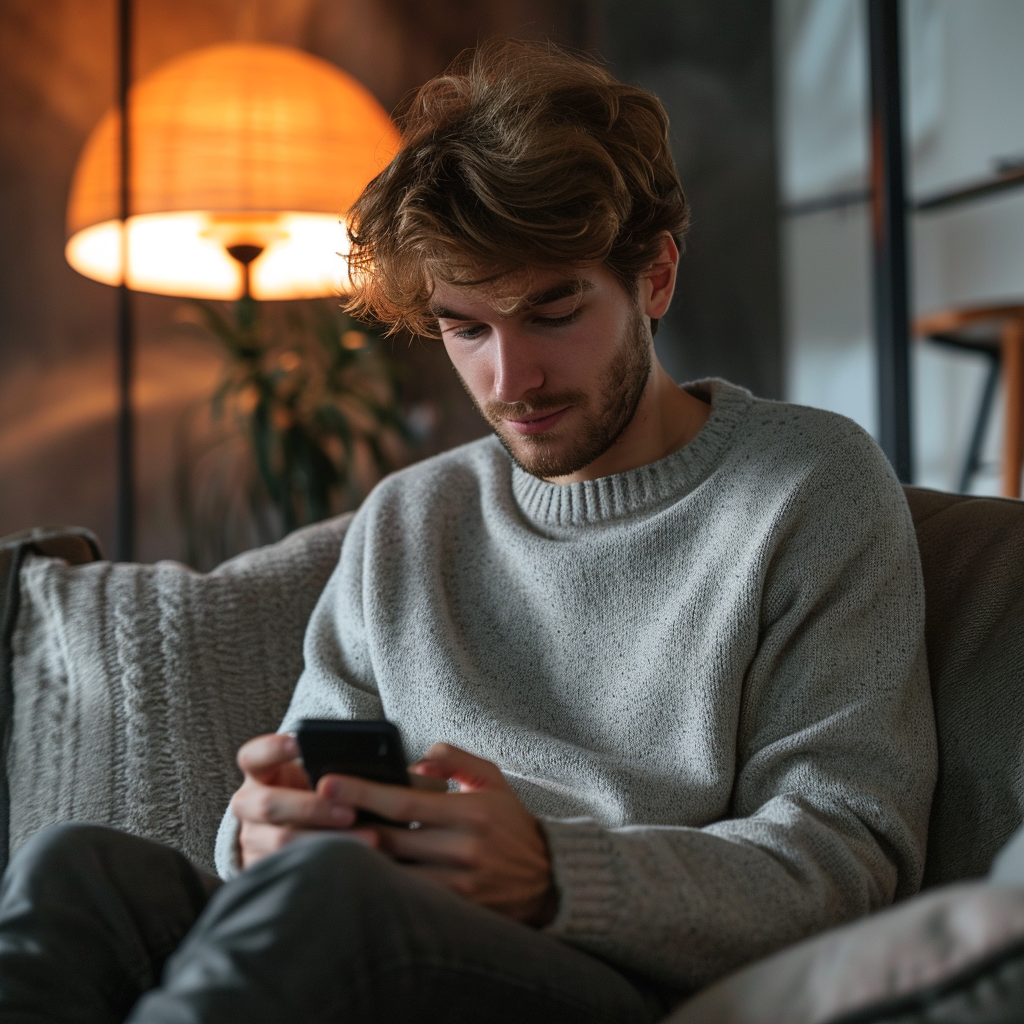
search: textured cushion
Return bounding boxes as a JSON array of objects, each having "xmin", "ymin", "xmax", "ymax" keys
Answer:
[
  {"xmin": 5, "ymin": 515, "xmax": 351, "ymax": 873},
  {"xmin": 667, "ymin": 881, "xmax": 1024, "ymax": 1024},
  {"xmin": 903, "ymin": 487, "xmax": 1024, "ymax": 887},
  {"xmin": 0, "ymin": 526, "xmax": 104, "ymax": 869}
]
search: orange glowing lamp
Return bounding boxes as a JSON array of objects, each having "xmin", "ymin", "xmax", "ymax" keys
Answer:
[{"xmin": 65, "ymin": 43, "xmax": 400, "ymax": 300}]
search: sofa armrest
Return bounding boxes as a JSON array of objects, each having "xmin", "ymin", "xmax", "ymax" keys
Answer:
[{"xmin": 0, "ymin": 527, "xmax": 103, "ymax": 874}]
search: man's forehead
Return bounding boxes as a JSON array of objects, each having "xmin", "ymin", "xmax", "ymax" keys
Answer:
[{"xmin": 428, "ymin": 272, "xmax": 595, "ymax": 319}]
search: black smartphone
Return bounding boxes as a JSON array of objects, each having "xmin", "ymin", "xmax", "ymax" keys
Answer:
[{"xmin": 295, "ymin": 718, "xmax": 410, "ymax": 791}]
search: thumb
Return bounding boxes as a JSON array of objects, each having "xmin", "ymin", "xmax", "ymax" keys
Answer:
[{"xmin": 410, "ymin": 742, "xmax": 508, "ymax": 793}]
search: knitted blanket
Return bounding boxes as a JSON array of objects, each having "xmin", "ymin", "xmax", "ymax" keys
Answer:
[{"xmin": 6, "ymin": 514, "xmax": 351, "ymax": 874}]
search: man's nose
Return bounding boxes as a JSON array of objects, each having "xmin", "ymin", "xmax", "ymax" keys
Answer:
[{"xmin": 492, "ymin": 331, "xmax": 544, "ymax": 403}]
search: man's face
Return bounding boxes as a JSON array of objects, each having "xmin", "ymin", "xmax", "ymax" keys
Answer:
[{"xmin": 431, "ymin": 264, "xmax": 653, "ymax": 480}]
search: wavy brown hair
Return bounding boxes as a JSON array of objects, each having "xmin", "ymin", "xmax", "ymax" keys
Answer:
[{"xmin": 344, "ymin": 38, "xmax": 690, "ymax": 337}]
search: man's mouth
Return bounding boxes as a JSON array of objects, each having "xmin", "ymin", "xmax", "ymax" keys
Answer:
[{"xmin": 503, "ymin": 406, "xmax": 570, "ymax": 435}]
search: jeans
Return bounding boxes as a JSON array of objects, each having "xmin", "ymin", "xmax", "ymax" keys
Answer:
[{"xmin": 0, "ymin": 823, "xmax": 663, "ymax": 1023}]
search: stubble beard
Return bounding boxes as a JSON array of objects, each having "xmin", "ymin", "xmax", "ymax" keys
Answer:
[{"xmin": 460, "ymin": 305, "xmax": 653, "ymax": 480}]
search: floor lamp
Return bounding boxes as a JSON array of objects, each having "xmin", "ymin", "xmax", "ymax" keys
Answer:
[
  {"xmin": 115, "ymin": 0, "xmax": 133, "ymax": 561},
  {"xmin": 64, "ymin": 11, "xmax": 400, "ymax": 561}
]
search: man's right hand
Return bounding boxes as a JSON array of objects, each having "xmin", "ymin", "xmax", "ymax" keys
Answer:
[{"xmin": 231, "ymin": 733, "xmax": 373, "ymax": 869}]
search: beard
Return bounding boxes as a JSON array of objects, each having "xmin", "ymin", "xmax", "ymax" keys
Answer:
[{"xmin": 460, "ymin": 304, "xmax": 653, "ymax": 480}]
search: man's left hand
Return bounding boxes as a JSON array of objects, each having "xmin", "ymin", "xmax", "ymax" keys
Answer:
[{"xmin": 319, "ymin": 743, "xmax": 557, "ymax": 926}]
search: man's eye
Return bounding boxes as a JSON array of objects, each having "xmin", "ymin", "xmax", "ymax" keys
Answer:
[
  {"xmin": 451, "ymin": 324, "xmax": 487, "ymax": 340},
  {"xmin": 534, "ymin": 310, "xmax": 581, "ymax": 327}
]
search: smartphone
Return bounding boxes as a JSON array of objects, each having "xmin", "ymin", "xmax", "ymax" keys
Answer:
[
  {"xmin": 295, "ymin": 718, "xmax": 410, "ymax": 791},
  {"xmin": 295, "ymin": 719, "xmax": 446, "ymax": 825}
]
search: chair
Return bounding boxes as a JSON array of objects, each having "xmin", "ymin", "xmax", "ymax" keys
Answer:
[{"xmin": 915, "ymin": 303, "xmax": 1024, "ymax": 497}]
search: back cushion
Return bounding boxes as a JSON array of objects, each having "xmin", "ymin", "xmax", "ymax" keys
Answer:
[
  {"xmin": 8, "ymin": 514, "xmax": 351, "ymax": 874},
  {"xmin": 905, "ymin": 487, "xmax": 1024, "ymax": 886}
]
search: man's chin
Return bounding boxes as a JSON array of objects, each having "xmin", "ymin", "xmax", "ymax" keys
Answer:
[{"xmin": 492, "ymin": 425, "xmax": 600, "ymax": 480}]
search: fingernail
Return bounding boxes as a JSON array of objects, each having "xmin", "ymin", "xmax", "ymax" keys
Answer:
[
  {"xmin": 330, "ymin": 805, "xmax": 352, "ymax": 824},
  {"xmin": 281, "ymin": 733, "xmax": 299, "ymax": 756}
]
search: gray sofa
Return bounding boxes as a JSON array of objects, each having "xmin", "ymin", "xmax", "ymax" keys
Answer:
[{"xmin": 1, "ymin": 486, "xmax": 1023, "ymax": 1022}]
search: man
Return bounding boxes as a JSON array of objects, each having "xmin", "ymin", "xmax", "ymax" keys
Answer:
[{"xmin": 0, "ymin": 39, "xmax": 935, "ymax": 1023}]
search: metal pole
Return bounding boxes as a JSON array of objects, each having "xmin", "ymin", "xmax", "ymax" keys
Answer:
[
  {"xmin": 867, "ymin": 0, "xmax": 913, "ymax": 482},
  {"xmin": 116, "ymin": 0, "xmax": 134, "ymax": 560}
]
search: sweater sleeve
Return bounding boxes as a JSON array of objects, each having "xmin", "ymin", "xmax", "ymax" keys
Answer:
[
  {"xmin": 540, "ymin": 431, "xmax": 937, "ymax": 993},
  {"xmin": 215, "ymin": 512, "xmax": 385, "ymax": 879}
]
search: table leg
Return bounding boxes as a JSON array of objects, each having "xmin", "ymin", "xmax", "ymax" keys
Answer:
[{"xmin": 1002, "ymin": 318, "xmax": 1024, "ymax": 498}]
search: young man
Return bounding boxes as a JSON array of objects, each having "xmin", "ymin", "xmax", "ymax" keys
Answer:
[{"xmin": 0, "ymin": 40, "xmax": 935, "ymax": 1023}]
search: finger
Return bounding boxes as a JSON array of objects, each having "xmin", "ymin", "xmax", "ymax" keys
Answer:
[
  {"xmin": 239, "ymin": 821, "xmax": 317, "ymax": 865},
  {"xmin": 343, "ymin": 827, "xmax": 381, "ymax": 850},
  {"xmin": 237, "ymin": 733, "xmax": 301, "ymax": 781},
  {"xmin": 321, "ymin": 775, "xmax": 485, "ymax": 829},
  {"xmin": 246, "ymin": 757, "xmax": 313, "ymax": 793},
  {"xmin": 274, "ymin": 760, "xmax": 315, "ymax": 791},
  {"xmin": 232, "ymin": 781, "xmax": 356, "ymax": 829},
  {"xmin": 409, "ymin": 772, "xmax": 448, "ymax": 793},
  {"xmin": 239, "ymin": 822, "xmax": 380, "ymax": 869},
  {"xmin": 374, "ymin": 825, "xmax": 478, "ymax": 867},
  {"xmin": 413, "ymin": 743, "xmax": 508, "ymax": 793}
]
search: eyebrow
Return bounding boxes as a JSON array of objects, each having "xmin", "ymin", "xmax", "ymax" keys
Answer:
[{"xmin": 429, "ymin": 277, "xmax": 595, "ymax": 321}]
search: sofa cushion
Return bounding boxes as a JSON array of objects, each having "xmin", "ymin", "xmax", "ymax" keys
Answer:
[
  {"xmin": 0, "ymin": 527, "xmax": 104, "ymax": 872},
  {"xmin": 666, "ymin": 880, "xmax": 1024, "ymax": 1024},
  {"xmin": 903, "ymin": 487, "xmax": 1024, "ymax": 887},
  {"xmin": 4, "ymin": 515, "xmax": 351, "ymax": 874}
]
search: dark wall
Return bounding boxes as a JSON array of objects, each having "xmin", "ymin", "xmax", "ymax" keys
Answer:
[
  {"xmin": 601, "ymin": 0, "xmax": 783, "ymax": 398},
  {"xmin": 0, "ymin": 0, "xmax": 781, "ymax": 563}
]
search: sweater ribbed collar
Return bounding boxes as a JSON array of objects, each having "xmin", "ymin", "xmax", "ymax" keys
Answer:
[{"xmin": 510, "ymin": 378, "xmax": 753, "ymax": 527}]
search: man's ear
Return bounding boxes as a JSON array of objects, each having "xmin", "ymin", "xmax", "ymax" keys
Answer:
[{"xmin": 640, "ymin": 233, "xmax": 679, "ymax": 320}]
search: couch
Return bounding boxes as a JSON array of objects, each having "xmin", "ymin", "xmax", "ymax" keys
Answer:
[{"xmin": 1, "ymin": 486, "xmax": 1023, "ymax": 1022}]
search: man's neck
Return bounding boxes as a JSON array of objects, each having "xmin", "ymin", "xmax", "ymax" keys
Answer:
[{"xmin": 547, "ymin": 360, "xmax": 711, "ymax": 485}]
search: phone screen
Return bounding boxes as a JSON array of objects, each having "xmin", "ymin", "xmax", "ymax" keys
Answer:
[{"xmin": 295, "ymin": 718, "xmax": 410, "ymax": 790}]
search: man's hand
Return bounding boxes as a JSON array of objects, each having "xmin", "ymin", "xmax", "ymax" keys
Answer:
[
  {"xmin": 231, "ymin": 733, "xmax": 374, "ymax": 868},
  {"xmin": 231, "ymin": 736, "xmax": 556, "ymax": 926},
  {"xmin": 322, "ymin": 743, "xmax": 557, "ymax": 926}
]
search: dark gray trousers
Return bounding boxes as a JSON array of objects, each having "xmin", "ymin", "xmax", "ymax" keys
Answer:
[{"xmin": 0, "ymin": 823, "xmax": 663, "ymax": 1023}]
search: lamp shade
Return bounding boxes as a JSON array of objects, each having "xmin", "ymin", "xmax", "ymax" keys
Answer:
[{"xmin": 65, "ymin": 43, "xmax": 400, "ymax": 300}]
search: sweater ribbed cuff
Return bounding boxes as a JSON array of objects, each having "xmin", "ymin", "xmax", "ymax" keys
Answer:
[
  {"xmin": 539, "ymin": 817, "xmax": 620, "ymax": 944},
  {"xmin": 214, "ymin": 807, "xmax": 244, "ymax": 880}
]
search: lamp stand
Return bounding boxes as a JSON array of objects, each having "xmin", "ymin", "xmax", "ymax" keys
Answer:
[
  {"xmin": 226, "ymin": 243, "xmax": 264, "ymax": 333},
  {"xmin": 226, "ymin": 243, "xmax": 263, "ymax": 300},
  {"xmin": 116, "ymin": 0, "xmax": 134, "ymax": 561}
]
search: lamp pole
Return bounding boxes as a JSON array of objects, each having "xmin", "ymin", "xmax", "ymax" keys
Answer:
[
  {"xmin": 867, "ymin": 0, "xmax": 913, "ymax": 482},
  {"xmin": 116, "ymin": 0, "xmax": 135, "ymax": 560}
]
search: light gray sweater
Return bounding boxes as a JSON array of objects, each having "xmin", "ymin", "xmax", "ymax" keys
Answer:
[{"xmin": 216, "ymin": 379, "xmax": 937, "ymax": 993}]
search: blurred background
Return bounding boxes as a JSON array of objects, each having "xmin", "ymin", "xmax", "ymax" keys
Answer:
[
  {"xmin": 777, "ymin": 0, "xmax": 1024, "ymax": 499},
  {"xmin": 1, "ymin": 0, "xmax": 1022, "ymax": 566}
]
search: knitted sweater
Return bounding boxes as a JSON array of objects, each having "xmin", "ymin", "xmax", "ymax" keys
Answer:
[{"xmin": 215, "ymin": 379, "xmax": 937, "ymax": 993}]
